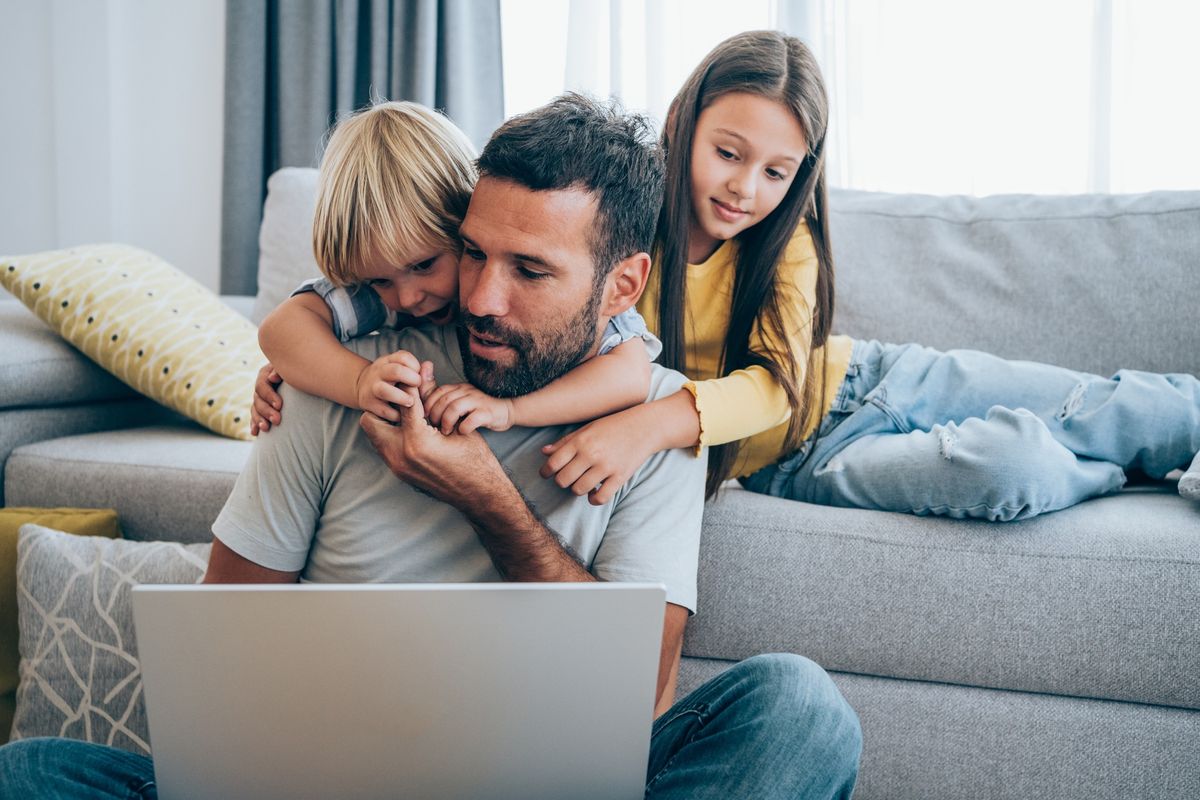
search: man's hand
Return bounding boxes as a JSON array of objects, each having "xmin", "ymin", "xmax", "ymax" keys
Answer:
[
  {"xmin": 358, "ymin": 385, "xmax": 505, "ymax": 507},
  {"xmin": 250, "ymin": 363, "xmax": 284, "ymax": 435},
  {"xmin": 424, "ymin": 383, "xmax": 517, "ymax": 434},
  {"xmin": 354, "ymin": 350, "xmax": 426, "ymax": 422}
]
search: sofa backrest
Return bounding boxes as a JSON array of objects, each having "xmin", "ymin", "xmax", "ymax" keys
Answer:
[
  {"xmin": 830, "ymin": 189, "xmax": 1200, "ymax": 376},
  {"xmin": 251, "ymin": 170, "xmax": 1200, "ymax": 377}
]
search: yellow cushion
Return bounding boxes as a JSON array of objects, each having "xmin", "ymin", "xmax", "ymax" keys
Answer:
[
  {"xmin": 0, "ymin": 243, "xmax": 261, "ymax": 440},
  {"xmin": 0, "ymin": 507, "xmax": 122, "ymax": 744}
]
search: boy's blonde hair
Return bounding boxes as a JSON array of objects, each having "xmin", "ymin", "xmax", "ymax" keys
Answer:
[{"xmin": 312, "ymin": 100, "xmax": 477, "ymax": 287}]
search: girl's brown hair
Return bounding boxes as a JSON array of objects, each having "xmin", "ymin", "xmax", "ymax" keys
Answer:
[{"xmin": 655, "ymin": 30, "xmax": 835, "ymax": 497}]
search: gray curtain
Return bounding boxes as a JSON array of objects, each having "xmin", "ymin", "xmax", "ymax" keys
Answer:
[{"xmin": 221, "ymin": 0, "xmax": 504, "ymax": 295}]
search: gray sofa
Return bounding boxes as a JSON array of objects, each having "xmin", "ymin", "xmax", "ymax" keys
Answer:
[{"xmin": 4, "ymin": 178, "xmax": 1198, "ymax": 799}]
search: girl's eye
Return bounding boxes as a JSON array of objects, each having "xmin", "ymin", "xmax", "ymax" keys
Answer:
[
  {"xmin": 766, "ymin": 168, "xmax": 787, "ymax": 181},
  {"xmin": 410, "ymin": 258, "xmax": 436, "ymax": 273},
  {"xmin": 717, "ymin": 147, "xmax": 736, "ymax": 161}
]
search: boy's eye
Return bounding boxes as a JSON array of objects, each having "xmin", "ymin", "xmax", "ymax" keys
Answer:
[
  {"xmin": 367, "ymin": 278, "xmax": 393, "ymax": 289},
  {"xmin": 410, "ymin": 258, "xmax": 437, "ymax": 273}
]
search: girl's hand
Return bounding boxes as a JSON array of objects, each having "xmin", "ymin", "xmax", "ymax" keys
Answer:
[
  {"xmin": 251, "ymin": 363, "xmax": 283, "ymax": 435},
  {"xmin": 539, "ymin": 408, "xmax": 660, "ymax": 505},
  {"xmin": 354, "ymin": 350, "xmax": 425, "ymax": 422},
  {"xmin": 424, "ymin": 383, "xmax": 516, "ymax": 434}
]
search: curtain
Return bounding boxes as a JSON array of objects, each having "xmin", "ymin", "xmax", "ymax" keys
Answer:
[
  {"xmin": 502, "ymin": 0, "xmax": 1200, "ymax": 197},
  {"xmin": 221, "ymin": 0, "xmax": 504, "ymax": 295}
]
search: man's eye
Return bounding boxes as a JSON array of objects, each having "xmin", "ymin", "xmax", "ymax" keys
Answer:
[
  {"xmin": 410, "ymin": 258, "xmax": 436, "ymax": 273},
  {"xmin": 464, "ymin": 248, "xmax": 485, "ymax": 261},
  {"xmin": 518, "ymin": 266, "xmax": 548, "ymax": 280}
]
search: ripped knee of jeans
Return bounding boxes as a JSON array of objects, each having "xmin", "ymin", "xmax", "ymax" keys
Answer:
[{"xmin": 1056, "ymin": 382, "xmax": 1087, "ymax": 422}]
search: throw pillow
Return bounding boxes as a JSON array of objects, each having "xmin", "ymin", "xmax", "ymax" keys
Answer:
[
  {"xmin": 251, "ymin": 167, "xmax": 322, "ymax": 325},
  {"xmin": 0, "ymin": 243, "xmax": 262, "ymax": 440},
  {"xmin": 11, "ymin": 524, "xmax": 210, "ymax": 755},
  {"xmin": 0, "ymin": 507, "xmax": 121, "ymax": 746}
]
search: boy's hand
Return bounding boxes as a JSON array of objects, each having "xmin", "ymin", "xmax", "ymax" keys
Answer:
[
  {"xmin": 251, "ymin": 363, "xmax": 283, "ymax": 435},
  {"xmin": 355, "ymin": 350, "xmax": 426, "ymax": 423},
  {"xmin": 540, "ymin": 410, "xmax": 658, "ymax": 505},
  {"xmin": 424, "ymin": 383, "xmax": 516, "ymax": 434}
]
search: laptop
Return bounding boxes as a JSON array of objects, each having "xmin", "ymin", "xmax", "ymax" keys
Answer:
[{"xmin": 131, "ymin": 582, "xmax": 666, "ymax": 800}]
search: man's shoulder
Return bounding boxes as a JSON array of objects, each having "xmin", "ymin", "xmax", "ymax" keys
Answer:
[
  {"xmin": 343, "ymin": 325, "xmax": 466, "ymax": 381},
  {"xmin": 646, "ymin": 363, "xmax": 689, "ymax": 401}
]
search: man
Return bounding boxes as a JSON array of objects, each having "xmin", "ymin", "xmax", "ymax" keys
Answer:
[{"xmin": 0, "ymin": 95, "xmax": 861, "ymax": 799}]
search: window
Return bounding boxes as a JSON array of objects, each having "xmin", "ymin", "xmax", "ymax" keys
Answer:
[{"xmin": 500, "ymin": 0, "xmax": 1200, "ymax": 194}]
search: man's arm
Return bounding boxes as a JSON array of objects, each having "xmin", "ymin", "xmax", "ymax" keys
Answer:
[
  {"xmin": 358, "ymin": 388, "xmax": 593, "ymax": 582},
  {"xmin": 203, "ymin": 536, "xmax": 300, "ymax": 583},
  {"xmin": 656, "ymin": 603, "xmax": 689, "ymax": 717}
]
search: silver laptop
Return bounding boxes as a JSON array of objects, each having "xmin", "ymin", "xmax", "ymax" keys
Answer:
[{"xmin": 132, "ymin": 583, "xmax": 666, "ymax": 800}]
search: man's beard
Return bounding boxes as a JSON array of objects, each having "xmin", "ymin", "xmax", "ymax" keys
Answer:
[{"xmin": 457, "ymin": 290, "xmax": 603, "ymax": 399}]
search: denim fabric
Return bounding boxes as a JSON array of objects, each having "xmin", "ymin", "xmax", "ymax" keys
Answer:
[
  {"xmin": 0, "ymin": 654, "xmax": 859, "ymax": 800},
  {"xmin": 745, "ymin": 340, "xmax": 1200, "ymax": 521}
]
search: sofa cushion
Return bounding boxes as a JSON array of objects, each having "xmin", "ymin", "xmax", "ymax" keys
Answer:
[
  {"xmin": 5, "ymin": 427, "xmax": 251, "ymax": 544},
  {"xmin": 830, "ymin": 189, "xmax": 1200, "ymax": 377},
  {"xmin": 0, "ymin": 244, "xmax": 263, "ymax": 440},
  {"xmin": 10, "ymin": 524, "xmax": 209, "ymax": 755},
  {"xmin": 251, "ymin": 167, "xmax": 321, "ymax": 325},
  {"xmin": 0, "ymin": 508, "xmax": 122, "ymax": 745},
  {"xmin": 0, "ymin": 299, "xmax": 137, "ymax": 410},
  {"xmin": 687, "ymin": 486, "xmax": 1200, "ymax": 710}
]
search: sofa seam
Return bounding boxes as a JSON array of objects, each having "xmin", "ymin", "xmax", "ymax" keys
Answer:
[
  {"xmin": 8, "ymin": 452, "xmax": 238, "ymax": 478},
  {"xmin": 834, "ymin": 206, "xmax": 1200, "ymax": 225},
  {"xmin": 711, "ymin": 521, "xmax": 1200, "ymax": 567},
  {"xmin": 680, "ymin": 657, "xmax": 1200, "ymax": 714}
]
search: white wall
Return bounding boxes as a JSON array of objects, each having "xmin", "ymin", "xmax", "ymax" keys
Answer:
[{"xmin": 0, "ymin": 0, "xmax": 226, "ymax": 291}]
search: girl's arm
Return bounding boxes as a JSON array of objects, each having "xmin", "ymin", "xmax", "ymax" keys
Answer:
[
  {"xmin": 539, "ymin": 389, "xmax": 700, "ymax": 505},
  {"xmin": 257, "ymin": 292, "xmax": 423, "ymax": 424},
  {"xmin": 424, "ymin": 338, "xmax": 652, "ymax": 434}
]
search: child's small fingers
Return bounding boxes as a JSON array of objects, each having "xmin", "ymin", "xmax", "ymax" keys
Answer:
[
  {"xmin": 571, "ymin": 466, "xmax": 607, "ymax": 498},
  {"xmin": 458, "ymin": 411, "xmax": 487, "ymax": 435},
  {"xmin": 550, "ymin": 455, "xmax": 589, "ymax": 489}
]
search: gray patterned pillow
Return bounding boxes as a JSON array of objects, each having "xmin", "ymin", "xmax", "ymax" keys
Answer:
[{"xmin": 10, "ymin": 524, "xmax": 210, "ymax": 754}]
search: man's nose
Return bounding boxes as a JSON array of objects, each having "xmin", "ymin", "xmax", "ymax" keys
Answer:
[{"xmin": 463, "ymin": 262, "xmax": 509, "ymax": 318}]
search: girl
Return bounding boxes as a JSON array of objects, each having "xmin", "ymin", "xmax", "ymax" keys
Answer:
[
  {"xmin": 541, "ymin": 29, "xmax": 1200, "ymax": 521},
  {"xmin": 251, "ymin": 100, "xmax": 658, "ymax": 440}
]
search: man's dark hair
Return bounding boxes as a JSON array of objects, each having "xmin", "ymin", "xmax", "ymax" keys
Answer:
[{"xmin": 476, "ymin": 93, "xmax": 665, "ymax": 285}]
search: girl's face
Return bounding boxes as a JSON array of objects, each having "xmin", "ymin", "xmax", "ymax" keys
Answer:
[
  {"xmin": 687, "ymin": 91, "xmax": 808, "ymax": 263},
  {"xmin": 357, "ymin": 247, "xmax": 460, "ymax": 325}
]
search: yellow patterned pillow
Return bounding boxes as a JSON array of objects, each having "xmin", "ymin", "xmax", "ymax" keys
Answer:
[{"xmin": 0, "ymin": 244, "xmax": 260, "ymax": 440}]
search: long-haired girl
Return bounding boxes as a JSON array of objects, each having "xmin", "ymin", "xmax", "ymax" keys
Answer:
[{"xmin": 542, "ymin": 30, "xmax": 1200, "ymax": 521}]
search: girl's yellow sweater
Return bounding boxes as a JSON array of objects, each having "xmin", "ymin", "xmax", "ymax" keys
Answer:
[{"xmin": 638, "ymin": 222, "xmax": 854, "ymax": 478}]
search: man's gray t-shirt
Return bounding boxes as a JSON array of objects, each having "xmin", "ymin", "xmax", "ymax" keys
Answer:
[{"xmin": 214, "ymin": 325, "xmax": 706, "ymax": 611}]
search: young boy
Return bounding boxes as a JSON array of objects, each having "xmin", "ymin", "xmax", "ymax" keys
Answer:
[{"xmin": 252, "ymin": 101, "xmax": 658, "ymax": 455}]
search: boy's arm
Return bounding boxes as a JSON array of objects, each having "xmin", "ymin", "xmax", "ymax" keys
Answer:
[
  {"xmin": 424, "ymin": 338, "xmax": 652, "ymax": 434},
  {"xmin": 258, "ymin": 293, "xmax": 423, "ymax": 421},
  {"xmin": 511, "ymin": 337, "xmax": 651, "ymax": 426},
  {"xmin": 259, "ymin": 293, "xmax": 369, "ymax": 409}
]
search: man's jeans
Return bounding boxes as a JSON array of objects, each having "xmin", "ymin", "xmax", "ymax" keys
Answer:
[
  {"xmin": 0, "ymin": 653, "xmax": 861, "ymax": 799},
  {"xmin": 745, "ymin": 340, "xmax": 1200, "ymax": 521}
]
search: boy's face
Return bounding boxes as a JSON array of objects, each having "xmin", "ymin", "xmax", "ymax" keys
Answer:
[{"xmin": 357, "ymin": 248, "xmax": 459, "ymax": 325}]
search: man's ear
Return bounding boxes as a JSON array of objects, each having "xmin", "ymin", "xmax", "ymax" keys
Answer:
[{"xmin": 600, "ymin": 252, "xmax": 651, "ymax": 317}]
